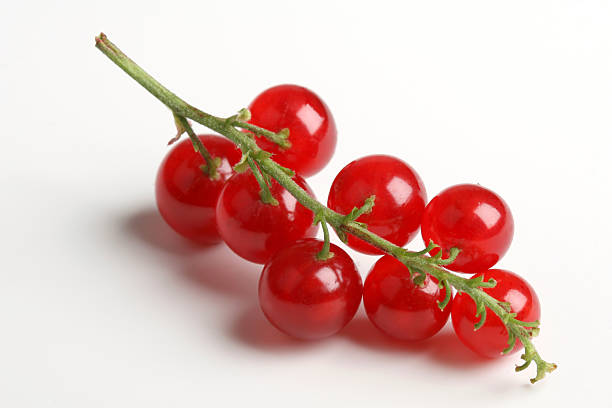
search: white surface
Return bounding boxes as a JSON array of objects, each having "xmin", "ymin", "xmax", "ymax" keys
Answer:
[{"xmin": 1, "ymin": 1, "xmax": 611, "ymax": 407}]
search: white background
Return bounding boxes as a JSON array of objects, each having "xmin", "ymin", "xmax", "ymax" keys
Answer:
[{"xmin": 1, "ymin": 1, "xmax": 611, "ymax": 407}]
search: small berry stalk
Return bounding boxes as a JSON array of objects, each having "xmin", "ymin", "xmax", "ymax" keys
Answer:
[{"xmin": 95, "ymin": 33, "xmax": 556, "ymax": 383}]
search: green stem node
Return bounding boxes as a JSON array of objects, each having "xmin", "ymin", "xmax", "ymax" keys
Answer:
[
  {"xmin": 246, "ymin": 158, "xmax": 279, "ymax": 206},
  {"xmin": 95, "ymin": 33, "xmax": 556, "ymax": 384},
  {"xmin": 175, "ymin": 115, "xmax": 220, "ymax": 179},
  {"xmin": 314, "ymin": 213, "xmax": 334, "ymax": 261}
]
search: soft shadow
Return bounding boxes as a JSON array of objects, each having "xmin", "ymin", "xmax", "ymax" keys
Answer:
[
  {"xmin": 341, "ymin": 313, "xmax": 435, "ymax": 354},
  {"xmin": 119, "ymin": 207, "xmax": 306, "ymax": 350},
  {"xmin": 425, "ymin": 327, "xmax": 496, "ymax": 369},
  {"xmin": 117, "ymin": 207, "xmax": 505, "ymax": 366},
  {"xmin": 343, "ymin": 313, "xmax": 498, "ymax": 370},
  {"xmin": 120, "ymin": 207, "xmax": 259, "ymax": 299},
  {"xmin": 180, "ymin": 249, "xmax": 260, "ymax": 298},
  {"xmin": 229, "ymin": 306, "xmax": 319, "ymax": 352},
  {"xmin": 121, "ymin": 207, "xmax": 207, "ymax": 256}
]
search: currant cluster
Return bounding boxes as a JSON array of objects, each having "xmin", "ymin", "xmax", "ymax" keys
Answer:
[
  {"xmin": 155, "ymin": 84, "xmax": 539, "ymax": 358},
  {"xmin": 95, "ymin": 33, "xmax": 556, "ymax": 383}
]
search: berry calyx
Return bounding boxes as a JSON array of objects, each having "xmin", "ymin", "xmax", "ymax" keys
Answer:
[
  {"xmin": 155, "ymin": 134, "xmax": 241, "ymax": 244},
  {"xmin": 451, "ymin": 269, "xmax": 540, "ymax": 358},
  {"xmin": 421, "ymin": 184, "xmax": 514, "ymax": 274},
  {"xmin": 248, "ymin": 84, "xmax": 337, "ymax": 177},
  {"xmin": 215, "ymin": 170, "xmax": 318, "ymax": 264},
  {"xmin": 363, "ymin": 255, "xmax": 452, "ymax": 341},
  {"xmin": 259, "ymin": 238, "xmax": 363, "ymax": 340},
  {"xmin": 95, "ymin": 34, "xmax": 557, "ymax": 383},
  {"xmin": 328, "ymin": 155, "xmax": 427, "ymax": 255}
]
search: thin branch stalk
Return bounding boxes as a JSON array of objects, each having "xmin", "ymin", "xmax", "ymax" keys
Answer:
[{"xmin": 95, "ymin": 33, "xmax": 556, "ymax": 383}]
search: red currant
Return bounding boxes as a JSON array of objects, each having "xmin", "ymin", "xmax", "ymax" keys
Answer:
[
  {"xmin": 327, "ymin": 155, "xmax": 427, "ymax": 255},
  {"xmin": 421, "ymin": 184, "xmax": 513, "ymax": 273},
  {"xmin": 155, "ymin": 135, "xmax": 241, "ymax": 244},
  {"xmin": 363, "ymin": 255, "xmax": 452, "ymax": 341},
  {"xmin": 451, "ymin": 269, "xmax": 540, "ymax": 358},
  {"xmin": 248, "ymin": 84, "xmax": 337, "ymax": 177},
  {"xmin": 259, "ymin": 239, "xmax": 363, "ymax": 340},
  {"xmin": 215, "ymin": 170, "xmax": 318, "ymax": 264}
]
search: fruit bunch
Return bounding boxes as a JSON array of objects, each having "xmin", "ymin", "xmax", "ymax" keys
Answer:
[{"xmin": 96, "ymin": 33, "xmax": 556, "ymax": 384}]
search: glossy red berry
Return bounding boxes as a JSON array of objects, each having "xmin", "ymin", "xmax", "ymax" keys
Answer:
[
  {"xmin": 259, "ymin": 239, "xmax": 363, "ymax": 340},
  {"xmin": 451, "ymin": 269, "xmax": 540, "ymax": 358},
  {"xmin": 327, "ymin": 155, "xmax": 427, "ymax": 255},
  {"xmin": 216, "ymin": 170, "xmax": 318, "ymax": 264},
  {"xmin": 363, "ymin": 255, "xmax": 452, "ymax": 341},
  {"xmin": 248, "ymin": 84, "xmax": 337, "ymax": 177},
  {"xmin": 155, "ymin": 135, "xmax": 241, "ymax": 244},
  {"xmin": 421, "ymin": 184, "xmax": 514, "ymax": 274}
]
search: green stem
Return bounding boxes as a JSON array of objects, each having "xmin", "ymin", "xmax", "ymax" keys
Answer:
[
  {"xmin": 175, "ymin": 115, "xmax": 219, "ymax": 179},
  {"xmin": 314, "ymin": 214, "xmax": 334, "ymax": 261},
  {"xmin": 233, "ymin": 121, "xmax": 292, "ymax": 149},
  {"xmin": 246, "ymin": 157, "xmax": 279, "ymax": 206},
  {"xmin": 341, "ymin": 196, "xmax": 376, "ymax": 225},
  {"xmin": 95, "ymin": 33, "xmax": 556, "ymax": 384},
  {"xmin": 436, "ymin": 279, "xmax": 452, "ymax": 311}
]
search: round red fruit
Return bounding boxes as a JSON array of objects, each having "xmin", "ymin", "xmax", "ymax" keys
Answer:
[
  {"xmin": 259, "ymin": 239, "xmax": 363, "ymax": 340},
  {"xmin": 215, "ymin": 170, "xmax": 318, "ymax": 264},
  {"xmin": 363, "ymin": 255, "xmax": 452, "ymax": 341},
  {"xmin": 451, "ymin": 269, "xmax": 540, "ymax": 358},
  {"xmin": 327, "ymin": 155, "xmax": 427, "ymax": 255},
  {"xmin": 421, "ymin": 184, "xmax": 513, "ymax": 273},
  {"xmin": 248, "ymin": 84, "xmax": 337, "ymax": 177},
  {"xmin": 155, "ymin": 135, "xmax": 241, "ymax": 244}
]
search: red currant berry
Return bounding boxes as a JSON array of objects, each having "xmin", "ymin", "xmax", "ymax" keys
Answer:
[
  {"xmin": 155, "ymin": 135, "xmax": 241, "ymax": 244},
  {"xmin": 327, "ymin": 155, "xmax": 427, "ymax": 255},
  {"xmin": 248, "ymin": 84, "xmax": 337, "ymax": 177},
  {"xmin": 216, "ymin": 171, "xmax": 318, "ymax": 264},
  {"xmin": 363, "ymin": 255, "xmax": 452, "ymax": 341},
  {"xmin": 451, "ymin": 269, "xmax": 540, "ymax": 358},
  {"xmin": 259, "ymin": 239, "xmax": 363, "ymax": 340},
  {"xmin": 421, "ymin": 184, "xmax": 513, "ymax": 274}
]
